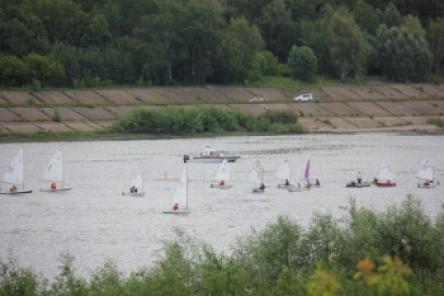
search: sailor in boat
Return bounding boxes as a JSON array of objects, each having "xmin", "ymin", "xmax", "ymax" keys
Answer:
[
  {"xmin": 357, "ymin": 172, "xmax": 362, "ymax": 184},
  {"xmin": 130, "ymin": 186, "xmax": 138, "ymax": 193},
  {"xmin": 219, "ymin": 180, "xmax": 225, "ymax": 187},
  {"xmin": 259, "ymin": 183, "xmax": 266, "ymax": 192},
  {"xmin": 285, "ymin": 179, "xmax": 290, "ymax": 186},
  {"xmin": 172, "ymin": 203, "xmax": 179, "ymax": 211},
  {"xmin": 51, "ymin": 182, "xmax": 57, "ymax": 191},
  {"xmin": 10, "ymin": 185, "xmax": 17, "ymax": 193},
  {"xmin": 315, "ymin": 179, "xmax": 320, "ymax": 187}
]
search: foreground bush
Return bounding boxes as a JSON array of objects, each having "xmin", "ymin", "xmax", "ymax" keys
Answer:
[
  {"xmin": 1, "ymin": 197, "xmax": 444, "ymax": 295},
  {"xmin": 112, "ymin": 107, "xmax": 303, "ymax": 135}
]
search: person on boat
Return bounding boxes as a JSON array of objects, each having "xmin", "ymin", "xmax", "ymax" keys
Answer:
[
  {"xmin": 130, "ymin": 186, "xmax": 136, "ymax": 193},
  {"xmin": 373, "ymin": 177, "xmax": 378, "ymax": 184},
  {"xmin": 172, "ymin": 203, "xmax": 179, "ymax": 211},
  {"xmin": 424, "ymin": 180, "xmax": 430, "ymax": 187},
  {"xmin": 50, "ymin": 182, "xmax": 57, "ymax": 191},
  {"xmin": 10, "ymin": 185, "xmax": 17, "ymax": 193},
  {"xmin": 219, "ymin": 180, "xmax": 225, "ymax": 187},
  {"xmin": 357, "ymin": 172, "xmax": 362, "ymax": 184},
  {"xmin": 315, "ymin": 179, "xmax": 320, "ymax": 186},
  {"xmin": 259, "ymin": 183, "xmax": 266, "ymax": 191},
  {"xmin": 284, "ymin": 179, "xmax": 290, "ymax": 186}
]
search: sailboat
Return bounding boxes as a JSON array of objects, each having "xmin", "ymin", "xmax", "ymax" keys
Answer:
[
  {"xmin": 210, "ymin": 160, "xmax": 232, "ymax": 189},
  {"xmin": 0, "ymin": 149, "xmax": 32, "ymax": 195},
  {"xmin": 250, "ymin": 160, "xmax": 265, "ymax": 193},
  {"xmin": 374, "ymin": 162, "xmax": 396, "ymax": 187},
  {"xmin": 163, "ymin": 167, "xmax": 191, "ymax": 215},
  {"xmin": 276, "ymin": 159, "xmax": 291, "ymax": 188},
  {"xmin": 416, "ymin": 160, "xmax": 439, "ymax": 188},
  {"xmin": 40, "ymin": 149, "xmax": 72, "ymax": 192},
  {"xmin": 122, "ymin": 173, "xmax": 145, "ymax": 197},
  {"xmin": 288, "ymin": 163, "xmax": 304, "ymax": 192}
]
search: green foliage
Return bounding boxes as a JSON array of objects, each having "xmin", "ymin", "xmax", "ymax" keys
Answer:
[
  {"xmin": 0, "ymin": 54, "xmax": 28, "ymax": 86},
  {"xmin": 426, "ymin": 117, "xmax": 444, "ymax": 128},
  {"xmin": 0, "ymin": 0, "xmax": 443, "ymax": 86},
  {"xmin": 375, "ymin": 25, "xmax": 432, "ymax": 82},
  {"xmin": 353, "ymin": 0, "xmax": 381, "ymax": 35},
  {"xmin": 327, "ymin": 8, "xmax": 368, "ymax": 80},
  {"xmin": 255, "ymin": 50, "xmax": 281, "ymax": 76},
  {"xmin": 24, "ymin": 53, "xmax": 65, "ymax": 86},
  {"xmin": 427, "ymin": 18, "xmax": 444, "ymax": 75},
  {"xmin": 306, "ymin": 264, "xmax": 342, "ymax": 296},
  {"xmin": 383, "ymin": 3, "xmax": 402, "ymax": 28},
  {"xmin": 113, "ymin": 107, "xmax": 301, "ymax": 135},
  {"xmin": 288, "ymin": 45, "xmax": 318, "ymax": 81},
  {"xmin": 262, "ymin": 110, "xmax": 298, "ymax": 124}
]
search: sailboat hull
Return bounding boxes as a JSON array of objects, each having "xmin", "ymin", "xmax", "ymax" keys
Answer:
[
  {"xmin": 251, "ymin": 188, "xmax": 265, "ymax": 193},
  {"xmin": 122, "ymin": 192, "xmax": 146, "ymax": 197},
  {"xmin": 277, "ymin": 184, "xmax": 290, "ymax": 189},
  {"xmin": 162, "ymin": 210, "xmax": 191, "ymax": 215},
  {"xmin": 346, "ymin": 182, "xmax": 371, "ymax": 188},
  {"xmin": 210, "ymin": 184, "xmax": 232, "ymax": 189},
  {"xmin": 375, "ymin": 181, "xmax": 396, "ymax": 187},
  {"xmin": 40, "ymin": 187, "xmax": 72, "ymax": 192},
  {"xmin": 0, "ymin": 190, "xmax": 33, "ymax": 195}
]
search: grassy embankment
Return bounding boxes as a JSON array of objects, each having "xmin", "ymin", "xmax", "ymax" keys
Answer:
[
  {"xmin": 427, "ymin": 117, "xmax": 444, "ymax": 128},
  {"xmin": 1, "ymin": 197, "xmax": 443, "ymax": 295},
  {"xmin": 0, "ymin": 107, "xmax": 304, "ymax": 142}
]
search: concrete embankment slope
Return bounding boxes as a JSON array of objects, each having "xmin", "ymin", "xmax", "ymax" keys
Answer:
[{"xmin": 0, "ymin": 84, "xmax": 444, "ymax": 135}]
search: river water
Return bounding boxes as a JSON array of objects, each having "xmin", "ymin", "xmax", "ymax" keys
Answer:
[{"xmin": 0, "ymin": 134, "xmax": 443, "ymax": 278}]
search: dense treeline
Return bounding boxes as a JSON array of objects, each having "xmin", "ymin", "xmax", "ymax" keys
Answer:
[
  {"xmin": 1, "ymin": 0, "xmax": 444, "ymax": 88},
  {"xmin": 1, "ymin": 197, "xmax": 444, "ymax": 295},
  {"xmin": 113, "ymin": 107, "xmax": 303, "ymax": 135}
]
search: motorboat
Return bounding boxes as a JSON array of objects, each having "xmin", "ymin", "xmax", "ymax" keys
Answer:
[{"xmin": 183, "ymin": 147, "xmax": 240, "ymax": 163}]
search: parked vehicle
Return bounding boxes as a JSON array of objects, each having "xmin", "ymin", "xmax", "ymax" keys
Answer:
[
  {"xmin": 293, "ymin": 93, "xmax": 313, "ymax": 102},
  {"xmin": 248, "ymin": 96, "xmax": 265, "ymax": 103}
]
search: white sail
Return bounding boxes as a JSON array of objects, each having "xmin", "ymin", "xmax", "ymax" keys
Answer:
[
  {"xmin": 275, "ymin": 159, "xmax": 290, "ymax": 181},
  {"xmin": 378, "ymin": 162, "xmax": 395, "ymax": 181},
  {"xmin": 130, "ymin": 174, "xmax": 144, "ymax": 190},
  {"xmin": 3, "ymin": 149, "xmax": 24, "ymax": 186},
  {"xmin": 249, "ymin": 168, "xmax": 260, "ymax": 186},
  {"xmin": 255, "ymin": 160, "xmax": 264, "ymax": 182},
  {"xmin": 42, "ymin": 149, "xmax": 64, "ymax": 182},
  {"xmin": 172, "ymin": 168, "xmax": 188, "ymax": 209},
  {"xmin": 416, "ymin": 160, "xmax": 434, "ymax": 181},
  {"xmin": 215, "ymin": 160, "xmax": 230, "ymax": 182}
]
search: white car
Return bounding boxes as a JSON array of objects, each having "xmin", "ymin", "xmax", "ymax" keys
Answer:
[
  {"xmin": 248, "ymin": 96, "xmax": 265, "ymax": 103},
  {"xmin": 293, "ymin": 93, "xmax": 313, "ymax": 102}
]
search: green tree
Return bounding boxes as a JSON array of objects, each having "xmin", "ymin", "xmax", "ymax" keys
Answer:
[
  {"xmin": 0, "ymin": 54, "xmax": 28, "ymax": 86},
  {"xmin": 401, "ymin": 15, "xmax": 426, "ymax": 39},
  {"xmin": 258, "ymin": 0, "xmax": 297, "ymax": 61},
  {"xmin": 255, "ymin": 50, "xmax": 281, "ymax": 76},
  {"xmin": 327, "ymin": 8, "xmax": 367, "ymax": 80},
  {"xmin": 383, "ymin": 3, "xmax": 402, "ymax": 28},
  {"xmin": 427, "ymin": 18, "xmax": 444, "ymax": 75},
  {"xmin": 214, "ymin": 17, "xmax": 264, "ymax": 83},
  {"xmin": 23, "ymin": 53, "xmax": 65, "ymax": 86},
  {"xmin": 287, "ymin": 45, "xmax": 318, "ymax": 81},
  {"xmin": 353, "ymin": 0, "xmax": 381, "ymax": 35},
  {"xmin": 375, "ymin": 25, "xmax": 432, "ymax": 82}
]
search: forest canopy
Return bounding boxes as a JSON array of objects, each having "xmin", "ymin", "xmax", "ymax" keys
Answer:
[{"xmin": 0, "ymin": 0, "xmax": 443, "ymax": 87}]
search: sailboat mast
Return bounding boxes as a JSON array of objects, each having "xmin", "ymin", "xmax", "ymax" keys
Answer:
[{"xmin": 186, "ymin": 167, "xmax": 189, "ymax": 210}]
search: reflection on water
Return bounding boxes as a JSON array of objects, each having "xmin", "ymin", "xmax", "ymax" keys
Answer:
[{"xmin": 0, "ymin": 133, "xmax": 443, "ymax": 278}]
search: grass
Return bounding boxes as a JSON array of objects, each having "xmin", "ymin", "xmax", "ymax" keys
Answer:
[
  {"xmin": 427, "ymin": 117, "xmax": 444, "ymax": 128},
  {"xmin": 0, "ymin": 196, "xmax": 443, "ymax": 295}
]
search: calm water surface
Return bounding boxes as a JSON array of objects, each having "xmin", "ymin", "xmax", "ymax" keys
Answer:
[{"xmin": 0, "ymin": 134, "xmax": 443, "ymax": 278}]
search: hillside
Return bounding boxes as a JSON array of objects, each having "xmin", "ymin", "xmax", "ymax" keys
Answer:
[{"xmin": 0, "ymin": 83, "xmax": 444, "ymax": 136}]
